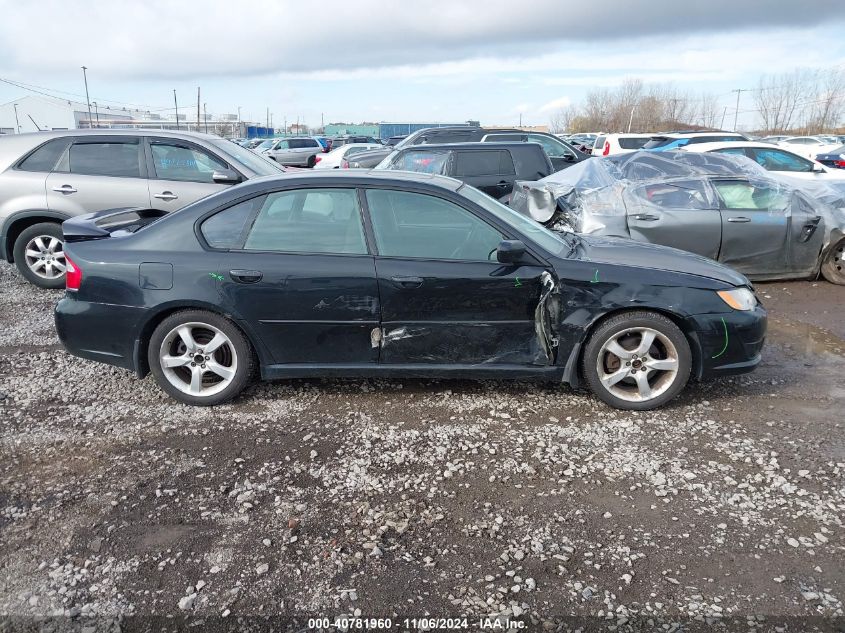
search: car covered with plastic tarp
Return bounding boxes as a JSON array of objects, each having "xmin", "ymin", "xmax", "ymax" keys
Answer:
[{"xmin": 510, "ymin": 150, "xmax": 845, "ymax": 283}]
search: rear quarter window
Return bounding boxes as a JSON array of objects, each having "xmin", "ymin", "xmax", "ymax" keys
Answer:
[
  {"xmin": 454, "ymin": 151, "xmax": 504, "ymax": 177},
  {"xmin": 17, "ymin": 139, "xmax": 68, "ymax": 172},
  {"xmin": 618, "ymin": 137, "xmax": 650, "ymax": 150}
]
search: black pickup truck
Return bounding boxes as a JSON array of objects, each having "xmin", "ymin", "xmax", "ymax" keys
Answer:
[{"xmin": 380, "ymin": 142, "xmax": 553, "ymax": 200}]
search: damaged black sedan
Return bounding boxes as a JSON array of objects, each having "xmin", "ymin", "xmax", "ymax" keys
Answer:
[{"xmin": 55, "ymin": 171, "xmax": 766, "ymax": 410}]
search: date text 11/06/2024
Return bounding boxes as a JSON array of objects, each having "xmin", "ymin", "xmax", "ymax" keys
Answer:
[{"xmin": 307, "ymin": 617, "xmax": 526, "ymax": 630}]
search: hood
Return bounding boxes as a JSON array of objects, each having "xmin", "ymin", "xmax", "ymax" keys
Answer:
[{"xmin": 573, "ymin": 234, "xmax": 749, "ymax": 287}]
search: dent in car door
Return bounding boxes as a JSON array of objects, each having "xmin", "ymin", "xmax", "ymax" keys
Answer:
[
  {"xmin": 365, "ymin": 188, "xmax": 557, "ymax": 366},
  {"xmin": 624, "ymin": 179, "xmax": 721, "ymax": 259},
  {"xmin": 712, "ymin": 179, "xmax": 790, "ymax": 276},
  {"xmin": 145, "ymin": 139, "xmax": 230, "ymax": 211},
  {"xmin": 46, "ymin": 136, "xmax": 150, "ymax": 215}
]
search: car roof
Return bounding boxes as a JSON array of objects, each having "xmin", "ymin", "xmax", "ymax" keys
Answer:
[
  {"xmin": 652, "ymin": 131, "xmax": 745, "ymax": 139},
  {"xmin": 397, "ymin": 141, "xmax": 543, "ymax": 150},
  {"xmin": 3, "ymin": 128, "xmax": 229, "ymax": 142},
  {"xmin": 246, "ymin": 168, "xmax": 464, "ymax": 190}
]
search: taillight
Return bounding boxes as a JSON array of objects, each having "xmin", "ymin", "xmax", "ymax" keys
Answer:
[
  {"xmin": 602, "ymin": 141, "xmax": 610, "ymax": 156},
  {"xmin": 340, "ymin": 159, "xmax": 350, "ymax": 169},
  {"xmin": 314, "ymin": 155, "xmax": 321, "ymax": 163},
  {"xmin": 65, "ymin": 254, "xmax": 82, "ymax": 291},
  {"xmin": 834, "ymin": 160, "xmax": 845, "ymax": 168}
]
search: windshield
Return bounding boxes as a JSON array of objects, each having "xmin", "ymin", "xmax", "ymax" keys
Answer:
[
  {"xmin": 255, "ymin": 139, "xmax": 276, "ymax": 150},
  {"xmin": 458, "ymin": 184, "xmax": 571, "ymax": 256},
  {"xmin": 211, "ymin": 140, "xmax": 286, "ymax": 176}
]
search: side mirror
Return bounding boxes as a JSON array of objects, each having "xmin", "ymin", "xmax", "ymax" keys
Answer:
[
  {"xmin": 496, "ymin": 239, "xmax": 527, "ymax": 264},
  {"xmin": 212, "ymin": 169, "xmax": 242, "ymax": 184},
  {"xmin": 812, "ymin": 163, "xmax": 825, "ymax": 173}
]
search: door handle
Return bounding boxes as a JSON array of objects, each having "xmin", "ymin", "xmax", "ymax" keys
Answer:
[
  {"xmin": 727, "ymin": 216, "xmax": 751, "ymax": 223},
  {"xmin": 52, "ymin": 185, "xmax": 77, "ymax": 194},
  {"xmin": 634, "ymin": 214, "xmax": 659, "ymax": 221},
  {"xmin": 229, "ymin": 269, "xmax": 263, "ymax": 284},
  {"xmin": 390, "ymin": 275, "xmax": 423, "ymax": 288},
  {"xmin": 153, "ymin": 191, "xmax": 178, "ymax": 201}
]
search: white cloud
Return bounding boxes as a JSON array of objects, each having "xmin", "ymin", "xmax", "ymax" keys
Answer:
[
  {"xmin": 0, "ymin": 0, "xmax": 842, "ymax": 79},
  {"xmin": 539, "ymin": 96, "xmax": 571, "ymax": 112}
]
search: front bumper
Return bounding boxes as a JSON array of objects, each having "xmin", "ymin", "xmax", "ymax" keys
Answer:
[
  {"xmin": 690, "ymin": 305, "xmax": 767, "ymax": 379},
  {"xmin": 55, "ymin": 295, "xmax": 147, "ymax": 373}
]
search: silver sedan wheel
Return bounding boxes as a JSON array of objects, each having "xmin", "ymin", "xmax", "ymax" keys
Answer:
[
  {"xmin": 158, "ymin": 322, "xmax": 238, "ymax": 397},
  {"xmin": 24, "ymin": 236, "xmax": 66, "ymax": 280},
  {"xmin": 596, "ymin": 327, "xmax": 680, "ymax": 403}
]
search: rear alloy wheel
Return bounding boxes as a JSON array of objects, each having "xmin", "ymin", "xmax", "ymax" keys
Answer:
[
  {"xmin": 307, "ymin": 154, "xmax": 317, "ymax": 168},
  {"xmin": 148, "ymin": 310, "xmax": 255, "ymax": 406},
  {"xmin": 821, "ymin": 238, "xmax": 845, "ymax": 285},
  {"xmin": 582, "ymin": 311, "xmax": 692, "ymax": 410},
  {"xmin": 12, "ymin": 222, "xmax": 66, "ymax": 289}
]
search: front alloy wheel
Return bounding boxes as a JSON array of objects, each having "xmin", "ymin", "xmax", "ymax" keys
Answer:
[
  {"xmin": 148, "ymin": 310, "xmax": 255, "ymax": 405},
  {"xmin": 582, "ymin": 311, "xmax": 692, "ymax": 410}
]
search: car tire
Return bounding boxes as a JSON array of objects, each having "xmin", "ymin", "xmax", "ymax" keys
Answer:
[
  {"xmin": 820, "ymin": 238, "xmax": 845, "ymax": 285},
  {"xmin": 581, "ymin": 311, "xmax": 692, "ymax": 411},
  {"xmin": 12, "ymin": 222, "xmax": 66, "ymax": 289},
  {"xmin": 148, "ymin": 310, "xmax": 256, "ymax": 406},
  {"xmin": 307, "ymin": 154, "xmax": 317, "ymax": 168}
]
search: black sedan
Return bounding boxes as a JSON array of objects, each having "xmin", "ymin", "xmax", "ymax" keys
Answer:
[
  {"xmin": 55, "ymin": 171, "xmax": 766, "ymax": 410},
  {"xmin": 815, "ymin": 144, "xmax": 845, "ymax": 170}
]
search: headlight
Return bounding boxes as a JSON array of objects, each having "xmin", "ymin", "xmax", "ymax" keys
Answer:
[{"xmin": 717, "ymin": 287, "xmax": 757, "ymax": 311}]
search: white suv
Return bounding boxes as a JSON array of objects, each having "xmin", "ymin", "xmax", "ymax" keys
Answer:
[
  {"xmin": 592, "ymin": 133, "xmax": 653, "ymax": 156},
  {"xmin": 643, "ymin": 131, "xmax": 749, "ymax": 151}
]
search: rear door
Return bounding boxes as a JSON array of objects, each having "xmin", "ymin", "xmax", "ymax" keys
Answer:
[
  {"xmin": 451, "ymin": 150, "xmax": 514, "ymax": 197},
  {"xmin": 46, "ymin": 136, "xmax": 150, "ymax": 215},
  {"xmin": 364, "ymin": 187, "xmax": 554, "ymax": 366},
  {"xmin": 711, "ymin": 178, "xmax": 790, "ymax": 276},
  {"xmin": 202, "ymin": 187, "xmax": 379, "ymax": 364},
  {"xmin": 625, "ymin": 179, "xmax": 721, "ymax": 259},
  {"xmin": 145, "ymin": 138, "xmax": 235, "ymax": 211}
]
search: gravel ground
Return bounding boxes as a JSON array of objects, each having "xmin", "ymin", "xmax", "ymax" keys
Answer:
[{"xmin": 1, "ymin": 261, "xmax": 843, "ymax": 632}]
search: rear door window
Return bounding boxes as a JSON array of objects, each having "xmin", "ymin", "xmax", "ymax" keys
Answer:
[
  {"xmin": 454, "ymin": 151, "xmax": 504, "ymax": 177},
  {"xmin": 65, "ymin": 140, "xmax": 142, "ymax": 178},
  {"xmin": 243, "ymin": 188, "xmax": 367, "ymax": 255}
]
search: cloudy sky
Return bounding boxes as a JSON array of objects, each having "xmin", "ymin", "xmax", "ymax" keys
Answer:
[{"xmin": 1, "ymin": 0, "xmax": 844, "ymax": 129}]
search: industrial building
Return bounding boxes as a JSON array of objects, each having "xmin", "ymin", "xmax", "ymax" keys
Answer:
[
  {"xmin": 325, "ymin": 121, "xmax": 479, "ymax": 140},
  {"xmin": 0, "ymin": 94, "xmax": 260, "ymax": 137}
]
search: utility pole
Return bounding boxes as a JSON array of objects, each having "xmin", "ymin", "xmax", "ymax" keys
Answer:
[
  {"xmin": 173, "ymin": 90, "xmax": 180, "ymax": 130},
  {"xmin": 627, "ymin": 105, "xmax": 636, "ymax": 133},
  {"xmin": 81, "ymin": 66, "xmax": 93, "ymax": 129},
  {"xmin": 284, "ymin": 117, "xmax": 287, "ymax": 135},
  {"xmin": 731, "ymin": 88, "xmax": 749, "ymax": 131},
  {"xmin": 266, "ymin": 107, "xmax": 269, "ymax": 131},
  {"xmin": 321, "ymin": 112, "xmax": 324, "ymax": 132},
  {"xmin": 197, "ymin": 87, "xmax": 201, "ymax": 132},
  {"xmin": 720, "ymin": 105, "xmax": 728, "ymax": 129},
  {"xmin": 519, "ymin": 112, "xmax": 522, "ymax": 127},
  {"xmin": 237, "ymin": 106, "xmax": 242, "ymax": 137},
  {"xmin": 92, "ymin": 102, "xmax": 100, "ymax": 127},
  {"xmin": 203, "ymin": 102, "xmax": 208, "ymax": 134},
  {"xmin": 13, "ymin": 103, "xmax": 20, "ymax": 133}
]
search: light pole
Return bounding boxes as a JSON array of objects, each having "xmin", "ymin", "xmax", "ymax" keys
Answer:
[
  {"xmin": 732, "ymin": 88, "xmax": 749, "ymax": 131},
  {"xmin": 81, "ymin": 66, "xmax": 93, "ymax": 129},
  {"xmin": 627, "ymin": 105, "xmax": 636, "ymax": 133},
  {"xmin": 173, "ymin": 90, "xmax": 180, "ymax": 130},
  {"xmin": 92, "ymin": 101, "xmax": 100, "ymax": 127},
  {"xmin": 13, "ymin": 103, "xmax": 21, "ymax": 133}
]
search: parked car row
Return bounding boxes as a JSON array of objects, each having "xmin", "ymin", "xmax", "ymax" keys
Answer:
[{"xmin": 21, "ymin": 126, "xmax": 845, "ymax": 412}]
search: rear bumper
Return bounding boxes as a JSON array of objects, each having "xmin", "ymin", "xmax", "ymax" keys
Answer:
[
  {"xmin": 691, "ymin": 306, "xmax": 767, "ymax": 379},
  {"xmin": 55, "ymin": 295, "xmax": 146, "ymax": 373}
]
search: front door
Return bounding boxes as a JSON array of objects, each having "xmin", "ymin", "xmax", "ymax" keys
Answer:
[
  {"xmin": 711, "ymin": 179, "xmax": 790, "ymax": 276},
  {"xmin": 625, "ymin": 179, "xmax": 722, "ymax": 259},
  {"xmin": 201, "ymin": 187, "xmax": 379, "ymax": 364},
  {"xmin": 145, "ymin": 138, "xmax": 232, "ymax": 212},
  {"xmin": 363, "ymin": 188, "xmax": 553, "ymax": 366},
  {"xmin": 45, "ymin": 136, "xmax": 150, "ymax": 215}
]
